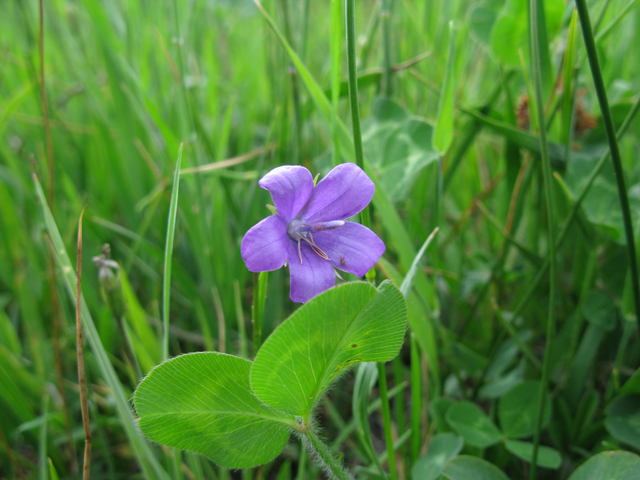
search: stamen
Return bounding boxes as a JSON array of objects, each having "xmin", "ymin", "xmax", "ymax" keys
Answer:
[
  {"xmin": 295, "ymin": 231, "xmax": 330, "ymax": 262},
  {"xmin": 288, "ymin": 218, "xmax": 343, "ymax": 262}
]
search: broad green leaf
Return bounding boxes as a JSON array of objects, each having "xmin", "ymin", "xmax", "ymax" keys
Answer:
[
  {"xmin": 442, "ymin": 455, "xmax": 510, "ymax": 480},
  {"xmin": 411, "ymin": 433, "xmax": 464, "ymax": 480},
  {"xmin": 362, "ymin": 98, "xmax": 438, "ymax": 201},
  {"xmin": 446, "ymin": 401, "xmax": 502, "ymax": 448},
  {"xmin": 605, "ymin": 394, "xmax": 640, "ymax": 450},
  {"xmin": 499, "ymin": 381, "xmax": 551, "ymax": 438},
  {"xmin": 504, "ymin": 439, "xmax": 561, "ymax": 469},
  {"xmin": 134, "ymin": 352, "xmax": 294, "ymax": 468},
  {"xmin": 250, "ymin": 281, "xmax": 407, "ymax": 419},
  {"xmin": 433, "ymin": 21, "xmax": 456, "ymax": 155},
  {"xmin": 567, "ymin": 450, "xmax": 640, "ymax": 480},
  {"xmin": 583, "ymin": 290, "xmax": 618, "ymax": 331}
]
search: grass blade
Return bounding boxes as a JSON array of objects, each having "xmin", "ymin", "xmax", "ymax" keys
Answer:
[
  {"xmin": 528, "ymin": 1, "xmax": 557, "ymax": 475},
  {"xmin": 33, "ymin": 175, "xmax": 170, "ymax": 480},
  {"xmin": 433, "ymin": 21, "xmax": 455, "ymax": 155},
  {"xmin": 575, "ymin": 0, "xmax": 640, "ymax": 332},
  {"xmin": 162, "ymin": 144, "xmax": 183, "ymax": 361}
]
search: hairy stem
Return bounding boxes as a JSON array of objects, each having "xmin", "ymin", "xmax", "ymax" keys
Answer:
[{"xmin": 303, "ymin": 429, "xmax": 353, "ymax": 480}]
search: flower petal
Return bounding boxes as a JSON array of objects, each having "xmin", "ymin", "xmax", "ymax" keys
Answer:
[
  {"xmin": 301, "ymin": 163, "xmax": 374, "ymax": 223},
  {"xmin": 312, "ymin": 221, "xmax": 385, "ymax": 277},
  {"xmin": 259, "ymin": 166, "xmax": 314, "ymax": 221},
  {"xmin": 241, "ymin": 215, "xmax": 289, "ymax": 272},
  {"xmin": 287, "ymin": 240, "xmax": 335, "ymax": 303}
]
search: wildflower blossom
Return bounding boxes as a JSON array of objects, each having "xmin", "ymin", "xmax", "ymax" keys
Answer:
[{"xmin": 241, "ymin": 163, "xmax": 385, "ymax": 303}]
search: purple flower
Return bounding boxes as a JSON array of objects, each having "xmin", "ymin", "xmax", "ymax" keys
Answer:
[{"xmin": 241, "ymin": 163, "xmax": 385, "ymax": 303}]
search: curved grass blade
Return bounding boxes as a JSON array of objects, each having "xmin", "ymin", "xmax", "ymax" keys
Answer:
[
  {"xmin": 33, "ymin": 175, "xmax": 170, "ymax": 480},
  {"xmin": 575, "ymin": 0, "xmax": 640, "ymax": 333},
  {"xmin": 162, "ymin": 144, "xmax": 183, "ymax": 360}
]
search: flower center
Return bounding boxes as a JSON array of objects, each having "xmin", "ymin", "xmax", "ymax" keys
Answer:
[{"xmin": 287, "ymin": 219, "xmax": 345, "ymax": 263}]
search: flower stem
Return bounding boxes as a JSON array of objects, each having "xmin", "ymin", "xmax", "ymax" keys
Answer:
[
  {"xmin": 345, "ymin": 0, "xmax": 370, "ymax": 230},
  {"xmin": 303, "ymin": 428, "xmax": 353, "ymax": 480},
  {"xmin": 575, "ymin": 0, "xmax": 640, "ymax": 334},
  {"xmin": 252, "ymin": 271, "xmax": 269, "ymax": 355},
  {"xmin": 529, "ymin": 1, "xmax": 557, "ymax": 477}
]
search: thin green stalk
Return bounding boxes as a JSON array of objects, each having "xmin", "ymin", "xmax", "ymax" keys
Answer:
[
  {"xmin": 39, "ymin": 394, "xmax": 49, "ymax": 480},
  {"xmin": 381, "ymin": 0, "xmax": 393, "ymax": 96},
  {"xmin": 296, "ymin": 445, "xmax": 308, "ymax": 480},
  {"xmin": 575, "ymin": 0, "xmax": 640, "ymax": 332},
  {"xmin": 233, "ymin": 280, "xmax": 248, "ymax": 358},
  {"xmin": 162, "ymin": 145, "xmax": 183, "ymax": 360},
  {"xmin": 345, "ymin": 0, "xmax": 370, "ymax": 230},
  {"xmin": 303, "ymin": 429, "xmax": 353, "ymax": 480},
  {"xmin": 377, "ymin": 362, "xmax": 398, "ymax": 480},
  {"xmin": 301, "ymin": 0, "xmax": 311, "ymax": 60},
  {"xmin": 410, "ymin": 333, "xmax": 421, "ymax": 463},
  {"xmin": 529, "ymin": 1, "xmax": 557, "ymax": 477},
  {"xmin": 252, "ymin": 271, "xmax": 268, "ymax": 355},
  {"xmin": 330, "ymin": 0, "xmax": 342, "ymax": 166},
  {"xmin": 346, "ymin": 5, "xmax": 395, "ymax": 474},
  {"xmin": 280, "ymin": 0, "xmax": 303, "ymax": 162},
  {"xmin": 391, "ymin": 357, "xmax": 407, "ymax": 464}
]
